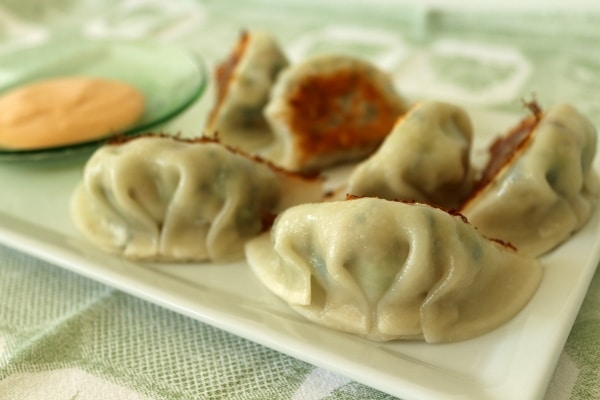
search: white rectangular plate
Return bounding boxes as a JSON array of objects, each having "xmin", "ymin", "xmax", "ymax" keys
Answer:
[{"xmin": 0, "ymin": 107, "xmax": 599, "ymax": 400}]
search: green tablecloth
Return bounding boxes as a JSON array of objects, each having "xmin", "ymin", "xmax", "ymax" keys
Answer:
[{"xmin": 1, "ymin": 1, "xmax": 600, "ymax": 399}]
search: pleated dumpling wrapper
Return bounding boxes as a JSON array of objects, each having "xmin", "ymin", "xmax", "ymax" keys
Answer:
[
  {"xmin": 461, "ymin": 103, "xmax": 599, "ymax": 257},
  {"xmin": 346, "ymin": 101, "xmax": 473, "ymax": 209},
  {"xmin": 205, "ymin": 31, "xmax": 288, "ymax": 152},
  {"xmin": 71, "ymin": 136, "xmax": 323, "ymax": 262},
  {"xmin": 245, "ymin": 197, "xmax": 542, "ymax": 343},
  {"xmin": 262, "ymin": 54, "xmax": 407, "ymax": 171}
]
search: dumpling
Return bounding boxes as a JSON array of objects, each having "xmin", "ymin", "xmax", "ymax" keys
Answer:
[
  {"xmin": 205, "ymin": 31, "xmax": 288, "ymax": 152},
  {"xmin": 261, "ymin": 54, "xmax": 408, "ymax": 171},
  {"xmin": 245, "ymin": 197, "xmax": 542, "ymax": 343},
  {"xmin": 70, "ymin": 136, "xmax": 323, "ymax": 262},
  {"xmin": 345, "ymin": 101, "xmax": 473, "ymax": 209},
  {"xmin": 460, "ymin": 103, "xmax": 599, "ymax": 256}
]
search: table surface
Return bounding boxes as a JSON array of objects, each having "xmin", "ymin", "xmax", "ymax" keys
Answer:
[{"xmin": 1, "ymin": 1, "xmax": 600, "ymax": 399}]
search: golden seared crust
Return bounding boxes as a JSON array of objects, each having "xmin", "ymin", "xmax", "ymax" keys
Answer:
[
  {"xmin": 286, "ymin": 68, "xmax": 403, "ymax": 157},
  {"xmin": 264, "ymin": 54, "xmax": 407, "ymax": 171}
]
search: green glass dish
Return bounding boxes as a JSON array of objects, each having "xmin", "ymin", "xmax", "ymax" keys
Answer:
[{"xmin": 0, "ymin": 39, "xmax": 208, "ymax": 161}]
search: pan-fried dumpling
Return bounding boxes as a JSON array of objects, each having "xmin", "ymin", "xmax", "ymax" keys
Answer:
[
  {"xmin": 261, "ymin": 54, "xmax": 407, "ymax": 171},
  {"xmin": 245, "ymin": 197, "xmax": 542, "ymax": 343},
  {"xmin": 205, "ymin": 31, "xmax": 288, "ymax": 152},
  {"xmin": 346, "ymin": 101, "xmax": 473, "ymax": 209},
  {"xmin": 71, "ymin": 136, "xmax": 323, "ymax": 262},
  {"xmin": 461, "ymin": 103, "xmax": 599, "ymax": 256}
]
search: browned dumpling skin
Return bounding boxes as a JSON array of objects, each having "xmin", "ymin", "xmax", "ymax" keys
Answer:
[{"xmin": 262, "ymin": 54, "xmax": 408, "ymax": 171}]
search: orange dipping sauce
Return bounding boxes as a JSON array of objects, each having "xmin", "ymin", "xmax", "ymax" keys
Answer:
[{"xmin": 0, "ymin": 76, "xmax": 144, "ymax": 150}]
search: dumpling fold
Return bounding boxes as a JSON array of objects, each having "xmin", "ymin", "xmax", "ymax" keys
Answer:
[
  {"xmin": 346, "ymin": 101, "xmax": 473, "ymax": 209},
  {"xmin": 71, "ymin": 136, "xmax": 322, "ymax": 262},
  {"xmin": 205, "ymin": 31, "xmax": 289, "ymax": 152},
  {"xmin": 461, "ymin": 103, "xmax": 599, "ymax": 256},
  {"xmin": 245, "ymin": 197, "xmax": 542, "ymax": 343}
]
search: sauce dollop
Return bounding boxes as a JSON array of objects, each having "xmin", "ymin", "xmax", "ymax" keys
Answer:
[{"xmin": 0, "ymin": 76, "xmax": 144, "ymax": 150}]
